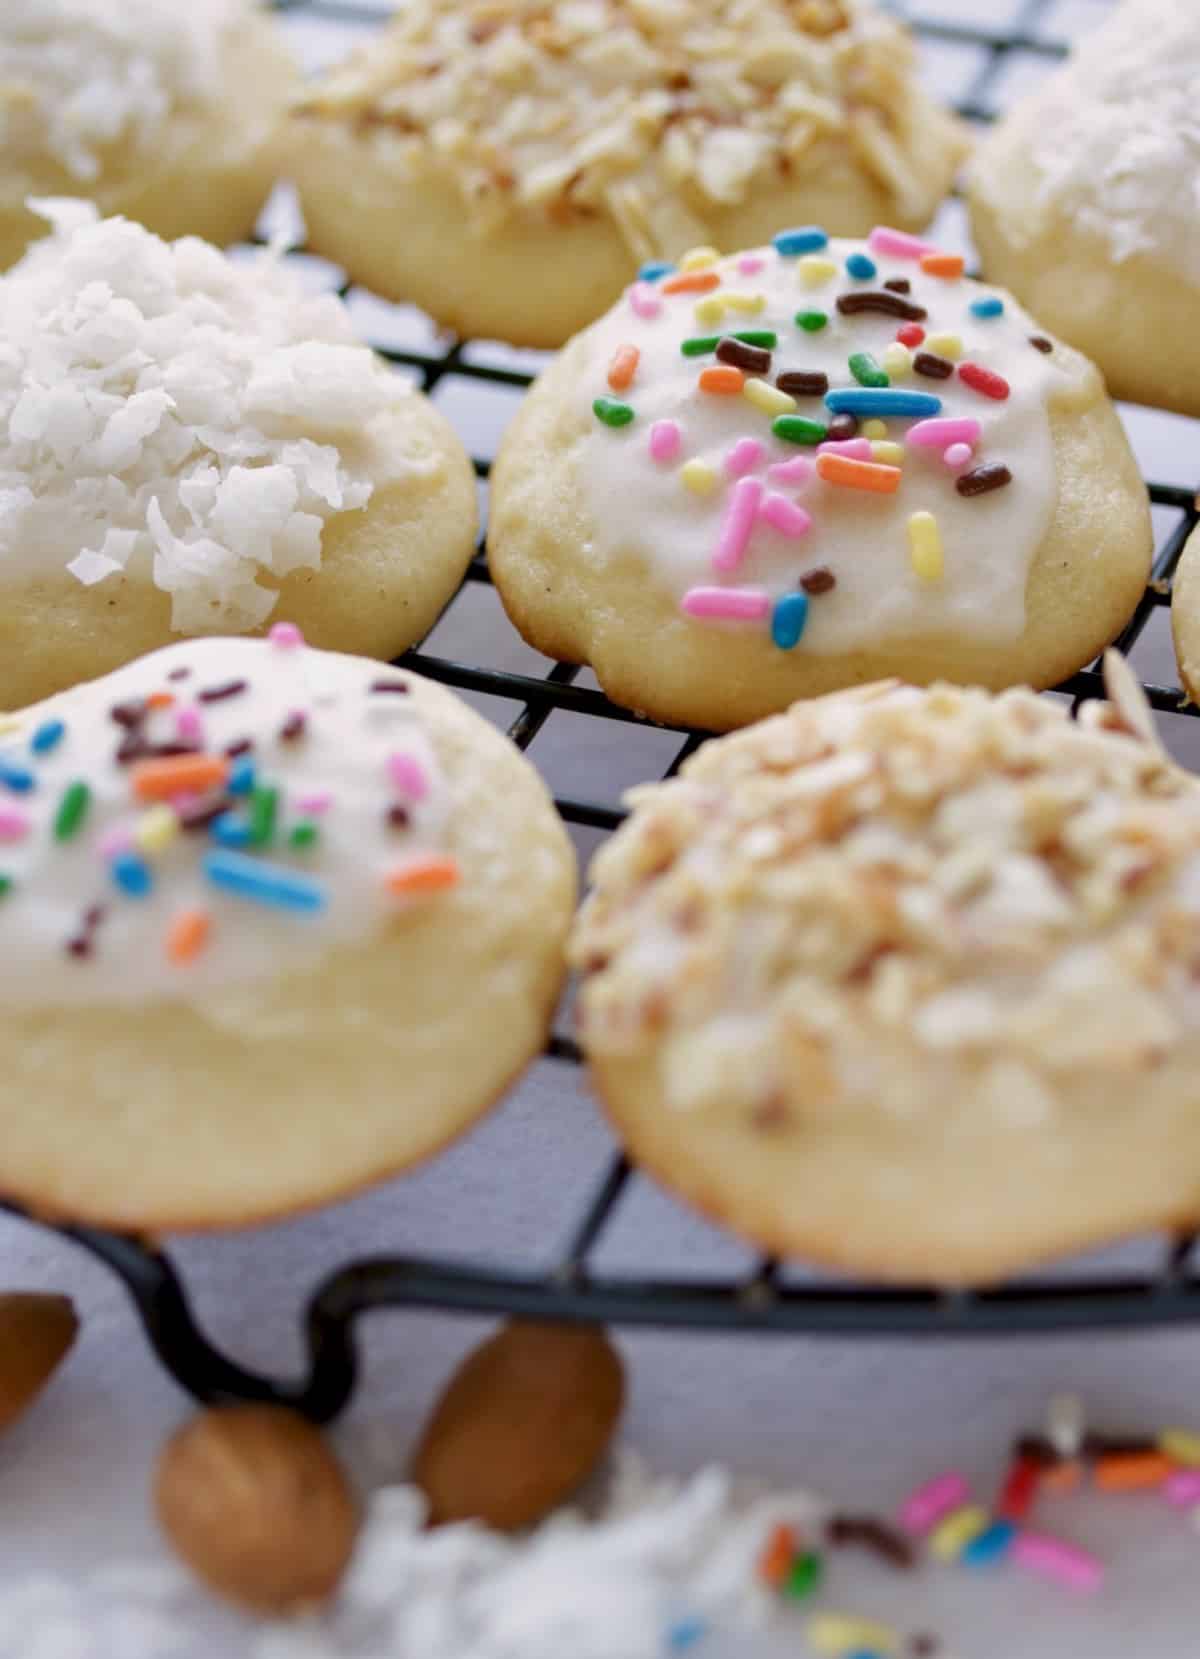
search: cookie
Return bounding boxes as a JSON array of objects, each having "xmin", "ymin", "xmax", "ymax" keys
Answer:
[
  {"xmin": 0, "ymin": 633, "xmax": 576, "ymax": 1230},
  {"xmin": 0, "ymin": 0, "xmax": 294, "ymax": 271},
  {"xmin": 489, "ymin": 230, "xmax": 1151, "ymax": 731},
  {"xmin": 1170, "ymin": 525, "xmax": 1200, "ymax": 706},
  {"xmin": 968, "ymin": 0, "xmax": 1200, "ymax": 416},
  {"xmin": 572, "ymin": 658, "xmax": 1200, "ymax": 1284},
  {"xmin": 0, "ymin": 203, "xmax": 478, "ymax": 711},
  {"xmin": 284, "ymin": 0, "xmax": 966, "ymax": 349}
]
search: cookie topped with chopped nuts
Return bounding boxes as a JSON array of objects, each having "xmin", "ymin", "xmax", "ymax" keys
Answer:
[
  {"xmin": 572, "ymin": 658, "xmax": 1200, "ymax": 1284},
  {"xmin": 284, "ymin": 0, "xmax": 966, "ymax": 347}
]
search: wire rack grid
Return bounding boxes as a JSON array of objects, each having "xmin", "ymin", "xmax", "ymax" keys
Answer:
[{"xmin": 9, "ymin": 0, "xmax": 1200, "ymax": 1422}]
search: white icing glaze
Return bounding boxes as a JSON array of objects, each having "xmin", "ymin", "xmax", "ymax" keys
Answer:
[
  {"xmin": 0, "ymin": 636, "xmax": 454, "ymax": 1009},
  {"xmin": 575, "ymin": 235, "xmax": 1087, "ymax": 651}
]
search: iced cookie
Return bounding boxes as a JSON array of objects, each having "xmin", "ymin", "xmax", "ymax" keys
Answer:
[
  {"xmin": 284, "ymin": 0, "xmax": 966, "ymax": 348},
  {"xmin": 572, "ymin": 659, "xmax": 1200, "ymax": 1284},
  {"xmin": 0, "ymin": 633, "xmax": 575, "ymax": 1229},
  {"xmin": 489, "ymin": 229, "xmax": 1151, "ymax": 730},
  {"xmin": 0, "ymin": 202, "xmax": 478, "ymax": 711},
  {"xmin": 0, "ymin": 0, "xmax": 294, "ymax": 271},
  {"xmin": 1171, "ymin": 525, "xmax": 1200, "ymax": 706},
  {"xmin": 969, "ymin": 0, "xmax": 1200, "ymax": 416}
]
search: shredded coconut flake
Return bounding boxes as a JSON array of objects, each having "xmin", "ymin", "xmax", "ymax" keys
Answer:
[{"xmin": 0, "ymin": 203, "xmax": 404, "ymax": 632}]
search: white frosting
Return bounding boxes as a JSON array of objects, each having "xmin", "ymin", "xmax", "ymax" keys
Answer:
[
  {"xmin": 0, "ymin": 202, "xmax": 416, "ymax": 632},
  {"xmin": 0, "ymin": 636, "xmax": 454, "ymax": 1009},
  {"xmin": 576, "ymin": 235, "xmax": 1086, "ymax": 651},
  {"xmin": 981, "ymin": 0, "xmax": 1200, "ymax": 283},
  {"xmin": 0, "ymin": 0, "xmax": 243, "ymax": 185}
]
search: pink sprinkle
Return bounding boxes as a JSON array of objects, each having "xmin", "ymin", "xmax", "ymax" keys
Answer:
[
  {"xmin": 388, "ymin": 752, "xmax": 429, "ymax": 801},
  {"xmin": 1164, "ymin": 1470, "xmax": 1200, "ymax": 1508},
  {"xmin": 649, "ymin": 420, "xmax": 682, "ymax": 464},
  {"xmin": 295, "ymin": 791, "xmax": 334, "ymax": 816},
  {"xmin": 724, "ymin": 437, "xmax": 766, "ymax": 478},
  {"xmin": 738, "ymin": 254, "xmax": 767, "ymax": 275},
  {"xmin": 268, "ymin": 621, "xmax": 305, "ymax": 649},
  {"xmin": 0, "ymin": 808, "xmax": 30, "ymax": 842},
  {"xmin": 943, "ymin": 442, "xmax": 974, "ymax": 470},
  {"xmin": 629, "ymin": 283, "xmax": 662, "ymax": 321},
  {"xmin": 767, "ymin": 456, "xmax": 814, "ymax": 486},
  {"xmin": 175, "ymin": 706, "xmax": 204, "ymax": 743},
  {"xmin": 907, "ymin": 417, "xmax": 982, "ymax": 450},
  {"xmin": 868, "ymin": 225, "xmax": 935, "ymax": 261},
  {"xmin": 818, "ymin": 438, "xmax": 873, "ymax": 460},
  {"xmin": 712, "ymin": 476, "xmax": 763, "ymax": 574},
  {"xmin": 900, "ymin": 1472, "xmax": 971, "ymax": 1535},
  {"xmin": 759, "ymin": 494, "xmax": 812, "ymax": 538},
  {"xmin": 1012, "ymin": 1533, "xmax": 1103, "ymax": 1595},
  {"xmin": 681, "ymin": 586, "xmax": 770, "ymax": 622},
  {"xmin": 97, "ymin": 825, "xmax": 134, "ymax": 860}
]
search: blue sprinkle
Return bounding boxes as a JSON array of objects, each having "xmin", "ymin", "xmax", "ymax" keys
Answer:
[
  {"xmin": 963, "ymin": 1520, "xmax": 1017, "ymax": 1566},
  {"xmin": 970, "ymin": 295, "xmax": 1005, "ymax": 319},
  {"xmin": 845, "ymin": 252, "xmax": 877, "ymax": 280},
  {"xmin": 771, "ymin": 592, "xmax": 809, "ymax": 651},
  {"xmin": 0, "ymin": 758, "xmax": 36, "ymax": 794},
  {"xmin": 31, "ymin": 719, "xmax": 66, "ymax": 756},
  {"xmin": 211, "ymin": 811, "xmax": 251, "ymax": 848},
  {"xmin": 638, "ymin": 260, "xmax": 675, "ymax": 283},
  {"xmin": 825, "ymin": 389, "xmax": 943, "ymax": 418},
  {"xmin": 112, "ymin": 852, "xmax": 153, "ymax": 898},
  {"xmin": 773, "ymin": 226, "xmax": 828, "ymax": 257},
  {"xmin": 846, "ymin": 1652, "xmax": 886, "ymax": 1659},
  {"xmin": 665, "ymin": 1616, "xmax": 709, "ymax": 1652},
  {"xmin": 203, "ymin": 849, "xmax": 327, "ymax": 913},
  {"xmin": 227, "ymin": 758, "xmax": 256, "ymax": 796}
]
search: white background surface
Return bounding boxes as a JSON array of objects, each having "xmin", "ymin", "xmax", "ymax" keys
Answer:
[{"xmin": 6, "ymin": 2, "xmax": 1200, "ymax": 1655}]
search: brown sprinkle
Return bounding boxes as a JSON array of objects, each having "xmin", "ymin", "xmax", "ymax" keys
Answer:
[
  {"xmin": 167, "ymin": 667, "xmax": 192, "ymax": 682},
  {"xmin": 956, "ymin": 462, "xmax": 1013, "ymax": 498},
  {"xmin": 224, "ymin": 738, "xmax": 254, "ymax": 759},
  {"xmin": 1030, "ymin": 335, "xmax": 1054, "ymax": 354},
  {"xmin": 198, "ymin": 679, "xmax": 249, "ymax": 704},
  {"xmin": 913, "ymin": 351, "xmax": 953, "ymax": 380},
  {"xmin": 800, "ymin": 566, "xmax": 836, "ymax": 596},
  {"xmin": 776, "ymin": 370, "xmax": 829, "ymax": 397},
  {"xmin": 883, "ymin": 277, "xmax": 911, "ymax": 294},
  {"xmin": 910, "ymin": 1637, "xmax": 940, "ymax": 1657},
  {"xmin": 371, "ymin": 679, "xmax": 410, "ymax": 695},
  {"xmin": 826, "ymin": 1513, "xmax": 915, "ymax": 1569},
  {"xmin": 837, "ymin": 290, "xmax": 928, "ymax": 322},
  {"xmin": 827, "ymin": 412, "xmax": 859, "ymax": 442},
  {"xmin": 387, "ymin": 804, "xmax": 412, "ymax": 830},
  {"xmin": 716, "ymin": 337, "xmax": 772, "ymax": 375},
  {"xmin": 279, "ymin": 712, "xmax": 307, "ymax": 744}
]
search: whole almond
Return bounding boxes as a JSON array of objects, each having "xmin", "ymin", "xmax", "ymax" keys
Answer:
[
  {"xmin": 154, "ymin": 1405, "xmax": 360, "ymax": 1614},
  {"xmin": 0, "ymin": 1292, "xmax": 78, "ymax": 1435},
  {"xmin": 411, "ymin": 1320, "xmax": 624, "ymax": 1531}
]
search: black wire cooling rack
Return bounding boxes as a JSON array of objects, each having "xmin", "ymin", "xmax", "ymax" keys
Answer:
[{"xmin": 9, "ymin": 0, "xmax": 1200, "ymax": 1422}]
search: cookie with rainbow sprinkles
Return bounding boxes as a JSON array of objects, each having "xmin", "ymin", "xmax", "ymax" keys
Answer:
[
  {"xmin": 0, "ymin": 630, "xmax": 575, "ymax": 1230},
  {"xmin": 489, "ymin": 226, "xmax": 1152, "ymax": 731}
]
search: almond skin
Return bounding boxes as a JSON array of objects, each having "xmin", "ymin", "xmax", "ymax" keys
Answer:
[
  {"xmin": 0, "ymin": 1292, "xmax": 78, "ymax": 1435},
  {"xmin": 154, "ymin": 1405, "xmax": 361, "ymax": 1615},
  {"xmin": 411, "ymin": 1320, "xmax": 625, "ymax": 1531}
]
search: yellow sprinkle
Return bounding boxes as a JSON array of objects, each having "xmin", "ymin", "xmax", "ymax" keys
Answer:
[
  {"xmin": 797, "ymin": 255, "xmax": 837, "ymax": 288},
  {"xmin": 721, "ymin": 291, "xmax": 766, "ymax": 314},
  {"xmin": 882, "ymin": 342, "xmax": 912, "ymax": 379},
  {"xmin": 807, "ymin": 1614, "xmax": 901, "ymax": 1657},
  {"xmin": 872, "ymin": 441, "xmax": 904, "ymax": 465},
  {"xmin": 908, "ymin": 510, "xmax": 944, "ymax": 583},
  {"xmin": 862, "ymin": 418, "xmax": 888, "ymax": 439},
  {"xmin": 693, "ymin": 295, "xmax": 727, "ymax": 325},
  {"xmin": 743, "ymin": 378, "xmax": 796, "ymax": 416},
  {"xmin": 1161, "ymin": 1429, "xmax": 1200, "ymax": 1466},
  {"xmin": 927, "ymin": 331, "xmax": 963, "ymax": 360},
  {"xmin": 680, "ymin": 245, "xmax": 720, "ymax": 271},
  {"xmin": 0, "ymin": 715, "xmax": 20, "ymax": 737},
  {"xmin": 680, "ymin": 458, "xmax": 719, "ymax": 496},
  {"xmin": 929, "ymin": 1504, "xmax": 988, "ymax": 1562},
  {"xmin": 135, "ymin": 803, "xmax": 180, "ymax": 855}
]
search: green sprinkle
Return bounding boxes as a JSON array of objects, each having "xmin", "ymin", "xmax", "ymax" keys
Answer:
[
  {"xmin": 849, "ymin": 351, "xmax": 889, "ymax": 388},
  {"xmin": 784, "ymin": 1552, "xmax": 823, "ymax": 1600},
  {"xmin": 795, "ymin": 310, "xmax": 828, "ymax": 333},
  {"xmin": 593, "ymin": 396, "xmax": 635, "ymax": 427},
  {"xmin": 248, "ymin": 786, "xmax": 279, "ymax": 848},
  {"xmin": 53, "ymin": 780, "xmax": 90, "ymax": 842},
  {"xmin": 0, "ymin": 875, "xmax": 12, "ymax": 900},
  {"xmin": 733, "ymin": 330, "xmax": 778, "ymax": 348},
  {"xmin": 681, "ymin": 334, "xmax": 721, "ymax": 356},
  {"xmin": 289, "ymin": 821, "xmax": 319, "ymax": 850},
  {"xmin": 772, "ymin": 415, "xmax": 828, "ymax": 446}
]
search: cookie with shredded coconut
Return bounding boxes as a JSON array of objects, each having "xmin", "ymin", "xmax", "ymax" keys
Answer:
[
  {"xmin": 0, "ymin": 0, "xmax": 295, "ymax": 271},
  {"xmin": 572, "ymin": 659, "xmax": 1200, "ymax": 1283},
  {"xmin": 0, "ymin": 202, "xmax": 478, "ymax": 709},
  {"xmin": 283, "ymin": 0, "xmax": 966, "ymax": 348}
]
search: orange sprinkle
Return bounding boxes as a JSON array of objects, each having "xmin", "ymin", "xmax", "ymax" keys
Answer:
[
  {"xmin": 167, "ymin": 908, "xmax": 211, "ymax": 964},
  {"xmin": 1094, "ymin": 1452, "xmax": 1177, "ymax": 1493},
  {"xmin": 386, "ymin": 855, "xmax": 461, "ymax": 897},
  {"xmin": 146, "ymin": 691, "xmax": 175, "ymax": 710},
  {"xmin": 698, "ymin": 365, "xmax": 745, "ymax": 395},
  {"xmin": 816, "ymin": 453, "xmax": 902, "ymax": 494},
  {"xmin": 920, "ymin": 251, "xmax": 965, "ymax": 279},
  {"xmin": 757, "ymin": 1522, "xmax": 797, "ymax": 1588},
  {"xmin": 607, "ymin": 344, "xmax": 640, "ymax": 392},
  {"xmin": 132, "ymin": 754, "xmax": 230, "ymax": 801},
  {"xmin": 661, "ymin": 270, "xmax": 721, "ymax": 295},
  {"xmin": 1040, "ymin": 1460, "xmax": 1083, "ymax": 1496}
]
